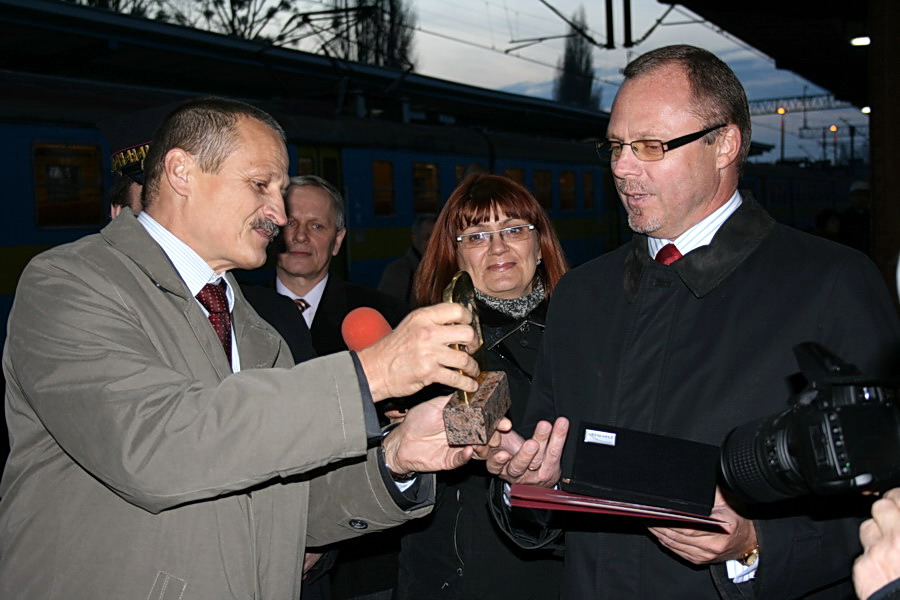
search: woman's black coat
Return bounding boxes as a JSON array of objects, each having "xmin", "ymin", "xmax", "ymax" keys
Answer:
[{"xmin": 397, "ymin": 299, "xmax": 563, "ymax": 600}]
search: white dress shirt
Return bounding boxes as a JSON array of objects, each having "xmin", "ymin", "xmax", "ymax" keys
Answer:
[
  {"xmin": 137, "ymin": 211, "xmax": 241, "ymax": 372},
  {"xmin": 276, "ymin": 274, "xmax": 328, "ymax": 328},
  {"xmin": 646, "ymin": 190, "xmax": 742, "ymax": 259}
]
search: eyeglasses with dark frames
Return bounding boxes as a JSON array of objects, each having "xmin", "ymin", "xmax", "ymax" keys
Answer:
[
  {"xmin": 595, "ymin": 124, "xmax": 727, "ymax": 162},
  {"xmin": 456, "ymin": 224, "xmax": 536, "ymax": 248}
]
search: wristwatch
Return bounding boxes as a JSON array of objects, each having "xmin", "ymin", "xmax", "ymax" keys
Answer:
[
  {"xmin": 388, "ymin": 466, "xmax": 417, "ymax": 482},
  {"xmin": 739, "ymin": 544, "xmax": 760, "ymax": 567},
  {"xmin": 381, "ymin": 422, "xmax": 416, "ymax": 482}
]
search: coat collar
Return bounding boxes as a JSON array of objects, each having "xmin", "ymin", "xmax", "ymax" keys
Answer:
[
  {"xmin": 101, "ymin": 208, "xmax": 193, "ymax": 299},
  {"xmin": 101, "ymin": 209, "xmax": 284, "ymax": 373},
  {"xmin": 476, "ymin": 298, "xmax": 547, "ymax": 353},
  {"xmin": 623, "ymin": 192, "xmax": 775, "ymax": 301}
]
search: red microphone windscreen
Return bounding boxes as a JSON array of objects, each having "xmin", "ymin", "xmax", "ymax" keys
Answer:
[{"xmin": 341, "ymin": 307, "xmax": 393, "ymax": 352}]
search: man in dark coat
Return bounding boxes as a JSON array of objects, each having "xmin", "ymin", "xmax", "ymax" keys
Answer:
[
  {"xmin": 487, "ymin": 45, "xmax": 900, "ymax": 599},
  {"xmin": 272, "ymin": 175, "xmax": 408, "ymax": 351},
  {"xmin": 240, "ymin": 284, "xmax": 316, "ymax": 363},
  {"xmin": 272, "ymin": 174, "xmax": 409, "ymax": 600},
  {"xmin": 308, "ymin": 275, "xmax": 408, "ymax": 357}
]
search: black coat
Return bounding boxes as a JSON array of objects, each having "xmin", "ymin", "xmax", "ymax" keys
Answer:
[
  {"xmin": 310, "ymin": 275, "xmax": 409, "ymax": 356},
  {"xmin": 510, "ymin": 195, "xmax": 900, "ymax": 599},
  {"xmin": 398, "ymin": 300, "xmax": 564, "ymax": 600},
  {"xmin": 239, "ymin": 284, "xmax": 316, "ymax": 364}
]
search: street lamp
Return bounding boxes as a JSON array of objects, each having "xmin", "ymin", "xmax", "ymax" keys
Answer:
[
  {"xmin": 829, "ymin": 125, "xmax": 839, "ymax": 164},
  {"xmin": 776, "ymin": 107, "xmax": 786, "ymax": 163}
]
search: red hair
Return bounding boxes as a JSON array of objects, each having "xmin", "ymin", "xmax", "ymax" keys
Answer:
[{"xmin": 414, "ymin": 173, "xmax": 568, "ymax": 306}]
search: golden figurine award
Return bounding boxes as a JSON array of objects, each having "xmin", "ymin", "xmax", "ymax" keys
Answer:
[{"xmin": 442, "ymin": 271, "xmax": 512, "ymax": 445}]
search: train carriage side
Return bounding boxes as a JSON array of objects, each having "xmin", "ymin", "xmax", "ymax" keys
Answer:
[
  {"xmin": 0, "ymin": 119, "xmax": 112, "ymax": 339},
  {"xmin": 306, "ymin": 124, "xmax": 616, "ymax": 289},
  {"xmin": 740, "ymin": 162, "xmax": 859, "ymax": 232}
]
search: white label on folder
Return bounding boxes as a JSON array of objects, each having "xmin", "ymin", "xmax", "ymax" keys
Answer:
[{"xmin": 584, "ymin": 429, "xmax": 617, "ymax": 446}]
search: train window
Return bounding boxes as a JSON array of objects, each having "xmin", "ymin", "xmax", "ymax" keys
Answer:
[
  {"xmin": 413, "ymin": 162, "xmax": 439, "ymax": 213},
  {"xmin": 373, "ymin": 160, "xmax": 395, "ymax": 216},
  {"xmin": 33, "ymin": 144, "xmax": 104, "ymax": 228},
  {"xmin": 583, "ymin": 172, "xmax": 595, "ymax": 210},
  {"xmin": 534, "ymin": 169, "xmax": 552, "ymax": 210},
  {"xmin": 296, "ymin": 145, "xmax": 341, "ymax": 184},
  {"xmin": 504, "ymin": 168, "xmax": 524, "ymax": 184},
  {"xmin": 297, "ymin": 156, "xmax": 315, "ymax": 175},
  {"xmin": 560, "ymin": 170, "xmax": 576, "ymax": 211}
]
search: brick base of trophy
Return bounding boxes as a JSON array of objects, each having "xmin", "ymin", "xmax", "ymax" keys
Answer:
[{"xmin": 443, "ymin": 370, "xmax": 511, "ymax": 446}]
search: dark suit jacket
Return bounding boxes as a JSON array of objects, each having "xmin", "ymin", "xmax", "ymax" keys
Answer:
[
  {"xmin": 240, "ymin": 284, "xmax": 316, "ymax": 364},
  {"xmin": 504, "ymin": 194, "xmax": 900, "ymax": 599},
  {"xmin": 310, "ymin": 275, "xmax": 410, "ymax": 356}
]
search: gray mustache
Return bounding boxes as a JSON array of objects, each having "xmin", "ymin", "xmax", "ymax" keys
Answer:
[{"xmin": 253, "ymin": 219, "xmax": 280, "ymax": 240}]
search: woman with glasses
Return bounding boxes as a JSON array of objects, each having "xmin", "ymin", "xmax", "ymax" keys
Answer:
[{"xmin": 396, "ymin": 173, "xmax": 568, "ymax": 599}]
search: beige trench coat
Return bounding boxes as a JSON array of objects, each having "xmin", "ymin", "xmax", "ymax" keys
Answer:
[{"xmin": 0, "ymin": 213, "xmax": 432, "ymax": 599}]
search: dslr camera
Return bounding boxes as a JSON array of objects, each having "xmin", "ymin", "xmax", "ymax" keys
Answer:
[{"xmin": 721, "ymin": 342, "xmax": 899, "ymax": 504}]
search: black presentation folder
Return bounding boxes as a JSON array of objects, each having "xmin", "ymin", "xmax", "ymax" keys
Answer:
[{"xmin": 560, "ymin": 422, "xmax": 720, "ymax": 515}]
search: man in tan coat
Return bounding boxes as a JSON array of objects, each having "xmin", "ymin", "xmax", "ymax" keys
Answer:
[{"xmin": 0, "ymin": 97, "xmax": 488, "ymax": 599}]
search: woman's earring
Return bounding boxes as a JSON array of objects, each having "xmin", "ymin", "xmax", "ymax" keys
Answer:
[{"xmin": 537, "ymin": 258, "xmax": 542, "ymax": 265}]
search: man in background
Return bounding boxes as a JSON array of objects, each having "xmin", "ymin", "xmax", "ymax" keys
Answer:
[
  {"xmin": 101, "ymin": 103, "xmax": 175, "ymax": 219},
  {"xmin": 273, "ymin": 174, "xmax": 412, "ymax": 599},
  {"xmin": 379, "ymin": 213, "xmax": 437, "ymax": 308},
  {"xmin": 275, "ymin": 175, "xmax": 409, "ymax": 356}
]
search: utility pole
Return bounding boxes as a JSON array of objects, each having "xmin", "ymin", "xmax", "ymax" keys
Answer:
[
  {"xmin": 777, "ymin": 107, "xmax": 786, "ymax": 163},
  {"xmin": 829, "ymin": 125, "xmax": 839, "ymax": 164},
  {"xmin": 623, "ymin": 0, "xmax": 633, "ymax": 47},
  {"xmin": 605, "ymin": 0, "xmax": 615, "ymax": 48}
]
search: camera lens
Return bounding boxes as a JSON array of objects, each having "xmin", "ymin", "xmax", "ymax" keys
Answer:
[{"xmin": 721, "ymin": 414, "xmax": 808, "ymax": 503}]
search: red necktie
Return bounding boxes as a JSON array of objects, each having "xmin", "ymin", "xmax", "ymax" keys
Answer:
[
  {"xmin": 196, "ymin": 281, "xmax": 232, "ymax": 362},
  {"xmin": 293, "ymin": 298, "xmax": 310, "ymax": 313},
  {"xmin": 655, "ymin": 243, "xmax": 683, "ymax": 265}
]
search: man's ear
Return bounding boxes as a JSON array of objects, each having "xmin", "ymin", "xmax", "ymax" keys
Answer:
[
  {"xmin": 716, "ymin": 124, "xmax": 742, "ymax": 170},
  {"xmin": 332, "ymin": 227, "xmax": 347, "ymax": 256},
  {"xmin": 163, "ymin": 148, "xmax": 193, "ymax": 197}
]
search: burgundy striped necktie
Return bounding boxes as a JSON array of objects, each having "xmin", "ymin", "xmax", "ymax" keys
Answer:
[
  {"xmin": 196, "ymin": 281, "xmax": 232, "ymax": 362},
  {"xmin": 293, "ymin": 298, "xmax": 310, "ymax": 312},
  {"xmin": 655, "ymin": 243, "xmax": 683, "ymax": 265}
]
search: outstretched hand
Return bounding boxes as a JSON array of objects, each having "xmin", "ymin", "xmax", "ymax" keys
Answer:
[
  {"xmin": 358, "ymin": 303, "xmax": 480, "ymax": 402},
  {"xmin": 486, "ymin": 417, "xmax": 569, "ymax": 488},
  {"xmin": 382, "ymin": 395, "xmax": 508, "ymax": 475},
  {"xmin": 854, "ymin": 487, "xmax": 900, "ymax": 600}
]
